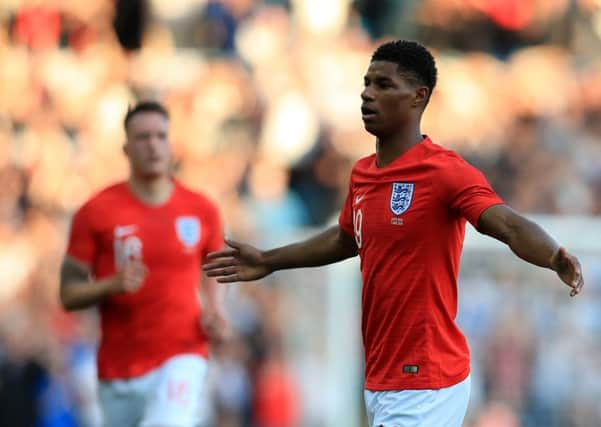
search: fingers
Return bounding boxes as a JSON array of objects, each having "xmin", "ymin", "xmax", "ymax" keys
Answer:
[
  {"xmin": 203, "ymin": 251, "xmax": 245, "ymax": 282},
  {"xmin": 572, "ymin": 277, "xmax": 584, "ymax": 296},
  {"xmin": 123, "ymin": 260, "xmax": 147, "ymax": 277},
  {"xmin": 205, "ymin": 239, "xmax": 243, "ymax": 260},
  {"xmin": 203, "ymin": 257, "xmax": 239, "ymax": 271},
  {"xmin": 203, "ymin": 256, "xmax": 241, "ymax": 281},
  {"xmin": 552, "ymin": 247, "xmax": 584, "ymax": 298},
  {"xmin": 207, "ymin": 248, "xmax": 239, "ymax": 260},
  {"xmin": 131, "ymin": 260, "xmax": 148, "ymax": 275},
  {"xmin": 121, "ymin": 259, "xmax": 148, "ymax": 292},
  {"xmin": 569, "ymin": 260, "xmax": 584, "ymax": 298},
  {"xmin": 204, "ymin": 266, "xmax": 239, "ymax": 277},
  {"xmin": 216, "ymin": 275, "xmax": 240, "ymax": 283},
  {"xmin": 560, "ymin": 252, "xmax": 584, "ymax": 297}
]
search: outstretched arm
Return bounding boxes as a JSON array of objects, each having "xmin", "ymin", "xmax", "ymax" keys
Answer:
[
  {"xmin": 203, "ymin": 225, "xmax": 358, "ymax": 283},
  {"xmin": 477, "ymin": 204, "xmax": 583, "ymax": 296},
  {"xmin": 263, "ymin": 225, "xmax": 358, "ymax": 270}
]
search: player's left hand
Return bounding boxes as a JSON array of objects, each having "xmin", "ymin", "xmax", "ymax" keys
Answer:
[
  {"xmin": 550, "ymin": 247, "xmax": 584, "ymax": 297},
  {"xmin": 201, "ymin": 311, "xmax": 232, "ymax": 345}
]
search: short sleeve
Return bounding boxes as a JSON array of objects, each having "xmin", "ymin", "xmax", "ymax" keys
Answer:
[
  {"xmin": 439, "ymin": 156, "xmax": 504, "ymax": 227},
  {"xmin": 66, "ymin": 203, "xmax": 96, "ymax": 265},
  {"xmin": 338, "ymin": 177, "xmax": 354, "ymax": 236},
  {"xmin": 201, "ymin": 201, "xmax": 224, "ymax": 261}
]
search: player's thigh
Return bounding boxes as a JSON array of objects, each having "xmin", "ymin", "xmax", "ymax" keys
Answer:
[
  {"xmin": 98, "ymin": 378, "xmax": 149, "ymax": 427},
  {"xmin": 364, "ymin": 375, "xmax": 471, "ymax": 427},
  {"xmin": 141, "ymin": 353, "xmax": 209, "ymax": 427}
]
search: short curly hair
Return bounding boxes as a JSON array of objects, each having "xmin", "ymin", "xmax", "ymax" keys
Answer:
[{"xmin": 371, "ymin": 40, "xmax": 437, "ymax": 101}]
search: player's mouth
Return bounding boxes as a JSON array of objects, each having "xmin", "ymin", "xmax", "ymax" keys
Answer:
[
  {"xmin": 361, "ymin": 105, "xmax": 377, "ymax": 121},
  {"xmin": 147, "ymin": 157, "xmax": 163, "ymax": 165}
]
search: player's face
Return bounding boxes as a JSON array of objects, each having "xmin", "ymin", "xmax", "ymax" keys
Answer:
[
  {"xmin": 360, "ymin": 60, "xmax": 423, "ymax": 137},
  {"xmin": 124, "ymin": 112, "xmax": 171, "ymax": 179}
]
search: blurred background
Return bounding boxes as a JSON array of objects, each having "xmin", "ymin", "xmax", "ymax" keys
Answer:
[{"xmin": 1, "ymin": 0, "xmax": 601, "ymax": 426}]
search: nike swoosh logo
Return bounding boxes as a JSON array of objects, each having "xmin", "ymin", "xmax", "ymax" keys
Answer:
[
  {"xmin": 355, "ymin": 194, "xmax": 365, "ymax": 204},
  {"xmin": 114, "ymin": 225, "xmax": 138, "ymax": 238}
]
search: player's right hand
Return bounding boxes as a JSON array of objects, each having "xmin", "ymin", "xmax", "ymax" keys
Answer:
[
  {"xmin": 203, "ymin": 239, "xmax": 271, "ymax": 283},
  {"xmin": 114, "ymin": 259, "xmax": 148, "ymax": 293},
  {"xmin": 550, "ymin": 247, "xmax": 584, "ymax": 297}
]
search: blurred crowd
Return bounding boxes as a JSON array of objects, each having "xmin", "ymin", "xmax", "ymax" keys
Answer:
[
  {"xmin": 1, "ymin": 0, "xmax": 601, "ymax": 426},
  {"xmin": 458, "ymin": 250, "xmax": 601, "ymax": 427}
]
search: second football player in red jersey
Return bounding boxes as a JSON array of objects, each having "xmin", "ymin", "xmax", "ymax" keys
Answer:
[
  {"xmin": 60, "ymin": 101, "xmax": 228, "ymax": 426},
  {"xmin": 203, "ymin": 41, "xmax": 583, "ymax": 426}
]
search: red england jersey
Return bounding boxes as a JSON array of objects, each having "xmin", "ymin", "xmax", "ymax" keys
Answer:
[
  {"xmin": 66, "ymin": 180, "xmax": 223, "ymax": 380},
  {"xmin": 339, "ymin": 137, "xmax": 503, "ymax": 390}
]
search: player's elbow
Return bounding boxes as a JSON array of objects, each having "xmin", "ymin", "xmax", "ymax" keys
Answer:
[
  {"xmin": 59, "ymin": 287, "xmax": 81, "ymax": 311},
  {"xmin": 346, "ymin": 244, "xmax": 359, "ymax": 258},
  {"xmin": 60, "ymin": 295, "xmax": 77, "ymax": 311},
  {"xmin": 335, "ymin": 227, "xmax": 359, "ymax": 258},
  {"xmin": 335, "ymin": 238, "xmax": 358, "ymax": 259}
]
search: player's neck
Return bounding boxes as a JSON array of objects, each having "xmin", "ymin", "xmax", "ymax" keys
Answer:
[
  {"xmin": 128, "ymin": 175, "xmax": 174, "ymax": 206},
  {"xmin": 375, "ymin": 127, "xmax": 423, "ymax": 168}
]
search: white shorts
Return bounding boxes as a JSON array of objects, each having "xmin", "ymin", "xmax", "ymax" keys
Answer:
[
  {"xmin": 364, "ymin": 375, "xmax": 471, "ymax": 427},
  {"xmin": 98, "ymin": 353, "xmax": 208, "ymax": 427}
]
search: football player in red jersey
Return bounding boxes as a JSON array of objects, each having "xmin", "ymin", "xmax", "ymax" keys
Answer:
[
  {"xmin": 203, "ymin": 40, "xmax": 583, "ymax": 427},
  {"xmin": 60, "ymin": 101, "xmax": 228, "ymax": 427}
]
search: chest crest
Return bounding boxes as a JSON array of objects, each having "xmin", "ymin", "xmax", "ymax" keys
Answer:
[
  {"xmin": 175, "ymin": 216, "xmax": 201, "ymax": 248},
  {"xmin": 390, "ymin": 182, "xmax": 414, "ymax": 215}
]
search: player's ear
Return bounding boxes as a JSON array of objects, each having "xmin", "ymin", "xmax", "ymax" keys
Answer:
[{"xmin": 413, "ymin": 86, "xmax": 429, "ymax": 108}]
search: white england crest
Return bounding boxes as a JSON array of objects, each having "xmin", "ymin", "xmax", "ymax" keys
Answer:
[
  {"xmin": 175, "ymin": 216, "xmax": 201, "ymax": 247},
  {"xmin": 390, "ymin": 182, "xmax": 414, "ymax": 215}
]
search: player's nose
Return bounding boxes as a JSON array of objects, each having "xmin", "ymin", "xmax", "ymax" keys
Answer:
[
  {"xmin": 148, "ymin": 136, "xmax": 163, "ymax": 152},
  {"xmin": 361, "ymin": 86, "xmax": 374, "ymax": 102}
]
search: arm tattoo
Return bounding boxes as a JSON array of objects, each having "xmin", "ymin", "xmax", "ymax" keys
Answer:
[{"xmin": 60, "ymin": 258, "xmax": 91, "ymax": 287}]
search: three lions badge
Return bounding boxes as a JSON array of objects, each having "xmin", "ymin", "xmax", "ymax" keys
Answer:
[
  {"xmin": 175, "ymin": 216, "xmax": 201, "ymax": 249},
  {"xmin": 390, "ymin": 183, "xmax": 414, "ymax": 215}
]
